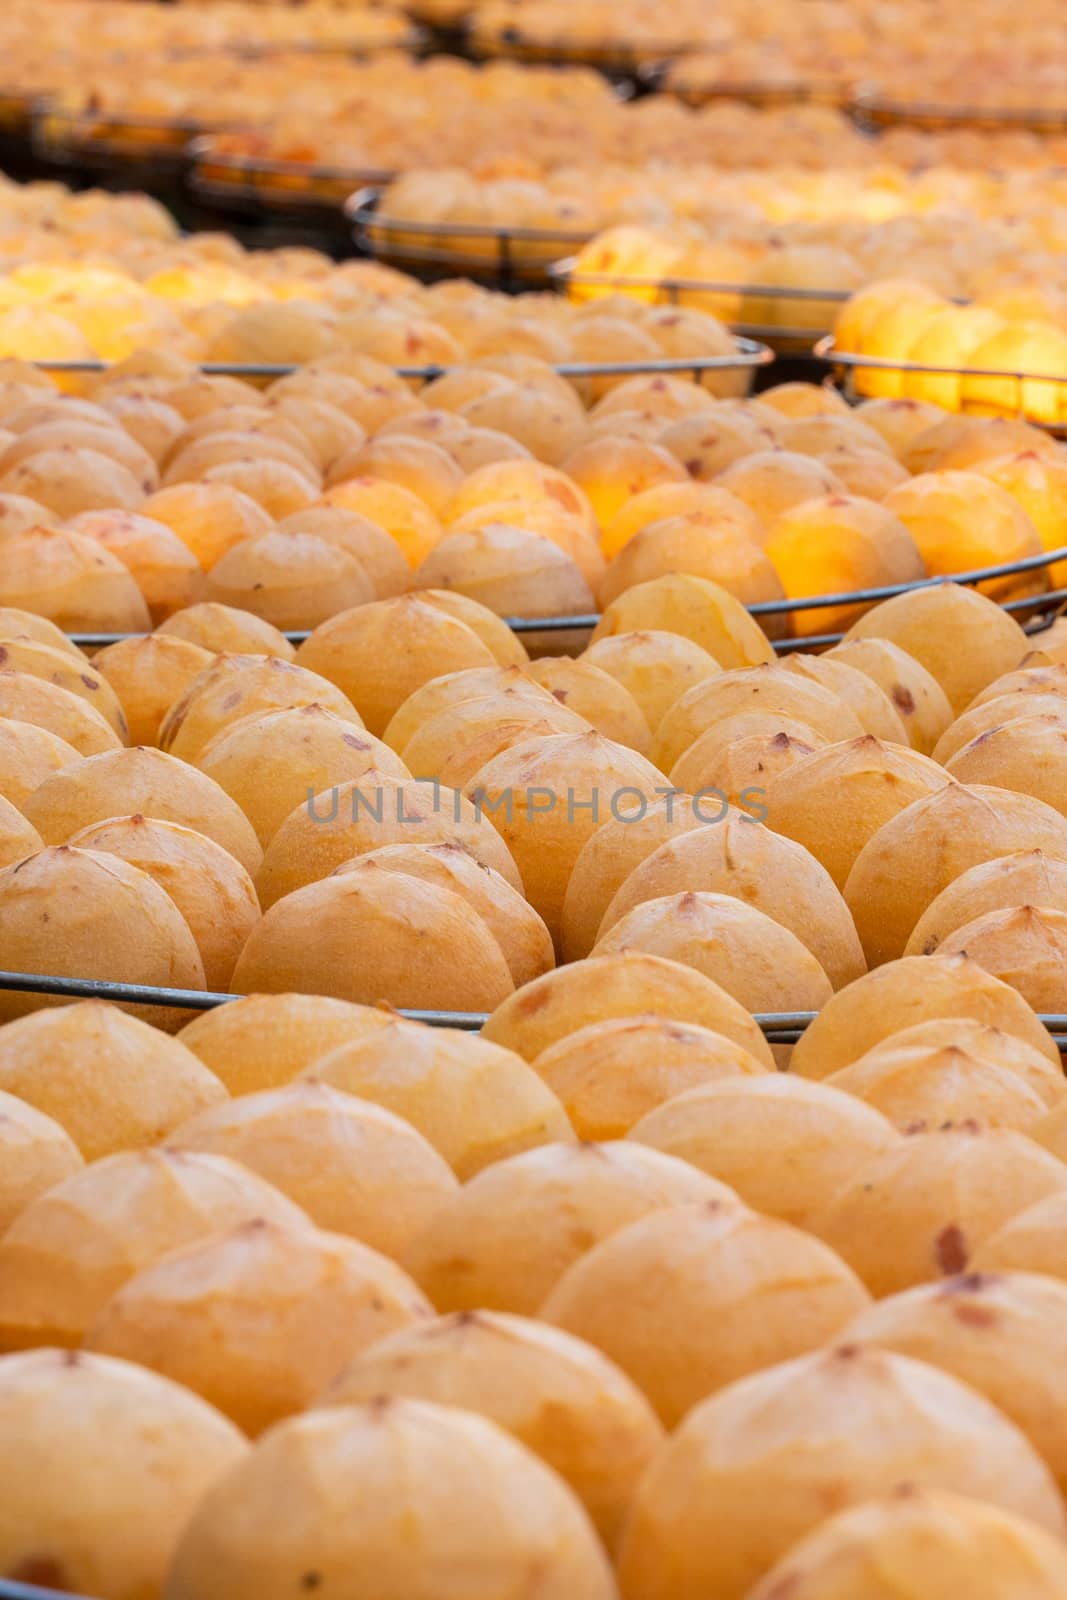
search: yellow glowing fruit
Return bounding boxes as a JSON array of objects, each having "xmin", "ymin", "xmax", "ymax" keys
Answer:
[
  {"xmin": 883, "ymin": 472, "xmax": 1044, "ymax": 599},
  {"xmin": 764, "ymin": 493, "xmax": 925, "ymax": 636},
  {"xmin": 142, "ymin": 482, "xmax": 272, "ymax": 571}
]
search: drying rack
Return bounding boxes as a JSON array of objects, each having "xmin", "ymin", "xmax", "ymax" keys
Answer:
[
  {"xmin": 816, "ymin": 337, "xmax": 1067, "ymax": 435},
  {"xmin": 550, "ymin": 259, "xmax": 851, "ymax": 354}
]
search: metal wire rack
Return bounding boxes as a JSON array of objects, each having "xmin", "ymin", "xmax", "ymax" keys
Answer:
[
  {"xmin": 851, "ymin": 86, "xmax": 1067, "ymax": 134},
  {"xmin": 644, "ymin": 65, "xmax": 854, "ymax": 110},
  {"xmin": 348, "ymin": 188, "xmax": 596, "ymax": 288},
  {"xmin": 815, "ymin": 336, "xmax": 1067, "ymax": 435},
  {"xmin": 31, "ymin": 103, "xmax": 206, "ymax": 180},
  {"xmin": 57, "ymin": 549, "xmax": 1067, "ymax": 661},
  {"xmin": 190, "ymin": 138, "xmax": 395, "ymax": 214},
  {"xmin": 29, "ymin": 347, "xmax": 775, "ymax": 385},
  {"xmin": 550, "ymin": 258, "xmax": 851, "ymax": 353},
  {"xmin": 1, "ymin": 971, "xmax": 1066, "ymax": 1053},
  {"xmin": 460, "ymin": 26, "xmax": 711, "ymax": 72}
]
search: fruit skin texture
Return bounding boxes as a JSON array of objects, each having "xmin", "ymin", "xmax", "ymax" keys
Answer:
[
  {"xmin": 904, "ymin": 849, "xmax": 1067, "ymax": 956},
  {"xmin": 0, "ymin": 846, "xmax": 207, "ymax": 1032},
  {"xmin": 0, "ymin": 1090, "xmax": 82, "ymax": 1235},
  {"xmin": 66, "ymin": 814, "xmax": 260, "ymax": 991},
  {"xmin": 195, "ymin": 704, "xmax": 410, "ymax": 850},
  {"xmin": 0, "ymin": 792, "xmax": 40, "ymax": 869},
  {"xmin": 170, "ymin": 1082, "xmax": 457, "ymax": 1261},
  {"xmin": 745, "ymin": 1488, "xmax": 1067, "ymax": 1600},
  {"xmin": 973, "ymin": 1191, "xmax": 1067, "ymax": 1282},
  {"xmin": 304, "ymin": 1018, "xmax": 574, "ymax": 1180},
  {"xmin": 334, "ymin": 842, "xmax": 553, "ymax": 989},
  {"xmin": 317, "ymin": 1310, "xmax": 664, "ymax": 1551},
  {"xmin": 945, "ymin": 714, "xmax": 1067, "ymax": 823},
  {"xmin": 763, "ymin": 734, "xmax": 949, "ymax": 891},
  {"xmin": 0, "ymin": 669, "xmax": 122, "ymax": 757},
  {"xmin": 466, "ymin": 730, "xmax": 669, "ymax": 948},
  {"xmin": 0, "ymin": 1148, "xmax": 308, "ymax": 1352},
  {"xmin": 809, "ymin": 1126, "xmax": 1067, "ymax": 1297},
  {"xmin": 86, "ymin": 1218, "xmax": 433, "ymax": 1438},
  {"xmin": 159, "ymin": 652, "xmax": 364, "ymax": 766},
  {"xmin": 0, "ymin": 1000, "xmax": 225, "ymax": 1161},
  {"xmin": 790, "ymin": 952, "xmax": 1062, "ymax": 1079},
  {"xmin": 843, "ymin": 782, "xmax": 1067, "ymax": 968},
  {"xmin": 255, "ymin": 770, "xmax": 521, "ymax": 909},
  {"xmin": 0, "ymin": 1347, "xmax": 247, "ymax": 1600},
  {"xmin": 593, "ymin": 890, "xmax": 834, "ymax": 1014},
  {"xmin": 541, "ymin": 1200, "xmax": 871, "ymax": 1427},
  {"xmin": 590, "ymin": 573, "xmax": 775, "ymax": 671},
  {"xmin": 597, "ymin": 814, "xmax": 865, "ymax": 989},
  {"xmin": 930, "ymin": 904, "xmax": 1067, "ymax": 1013},
  {"xmin": 560, "ymin": 794, "xmax": 704, "ymax": 962},
  {"xmin": 827, "ymin": 636, "xmax": 953, "ymax": 755},
  {"xmin": 841, "ymin": 1270, "xmax": 1067, "ymax": 1497},
  {"xmin": 296, "ymin": 596, "xmax": 495, "ymax": 737},
  {"xmin": 166, "ymin": 1399, "xmax": 618, "ymax": 1600},
  {"xmin": 175, "ymin": 993, "xmax": 392, "ymax": 1097},
  {"xmin": 92, "ymin": 635, "xmax": 213, "ymax": 747},
  {"xmin": 616, "ymin": 1345, "xmax": 1067, "ymax": 1600},
  {"xmin": 763, "ymin": 493, "xmax": 924, "ymax": 637},
  {"xmin": 825, "ymin": 1021, "xmax": 1065, "ymax": 1133},
  {"xmin": 405, "ymin": 1139, "xmax": 733, "ymax": 1315},
  {"xmin": 628, "ymin": 1075, "xmax": 899, "ymax": 1229},
  {"xmin": 482, "ymin": 951, "xmax": 775, "ymax": 1068},
  {"xmin": 844, "ymin": 581, "xmax": 1030, "ymax": 715},
  {"xmin": 22, "ymin": 746, "xmax": 263, "ymax": 879},
  {"xmin": 0, "ymin": 717, "xmax": 80, "ymax": 812},
  {"xmin": 652, "ymin": 662, "xmax": 864, "ymax": 776},
  {"xmin": 932, "ymin": 694, "xmax": 1067, "ymax": 769},
  {"xmin": 530, "ymin": 1015, "xmax": 768, "ymax": 1141},
  {"xmin": 233, "ymin": 858, "xmax": 516, "ymax": 1014}
]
